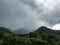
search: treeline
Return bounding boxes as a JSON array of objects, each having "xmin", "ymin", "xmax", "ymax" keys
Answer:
[{"xmin": 0, "ymin": 32, "xmax": 60, "ymax": 45}]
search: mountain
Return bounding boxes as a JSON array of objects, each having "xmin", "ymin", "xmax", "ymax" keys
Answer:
[
  {"xmin": 35, "ymin": 26, "xmax": 60, "ymax": 34},
  {"xmin": 13, "ymin": 26, "xmax": 60, "ymax": 34},
  {"xmin": 0, "ymin": 27, "xmax": 12, "ymax": 33},
  {"xmin": 13, "ymin": 28, "xmax": 30, "ymax": 34}
]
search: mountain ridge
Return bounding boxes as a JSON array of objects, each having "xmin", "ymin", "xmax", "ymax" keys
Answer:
[
  {"xmin": 35, "ymin": 26, "xmax": 60, "ymax": 34},
  {"xmin": 0, "ymin": 27, "xmax": 12, "ymax": 33},
  {"xmin": 0, "ymin": 26, "xmax": 60, "ymax": 34}
]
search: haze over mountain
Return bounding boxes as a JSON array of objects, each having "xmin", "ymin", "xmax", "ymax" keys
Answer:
[{"xmin": 13, "ymin": 28, "xmax": 31, "ymax": 34}]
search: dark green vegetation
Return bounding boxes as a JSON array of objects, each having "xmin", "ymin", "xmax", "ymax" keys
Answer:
[{"xmin": 0, "ymin": 26, "xmax": 60, "ymax": 45}]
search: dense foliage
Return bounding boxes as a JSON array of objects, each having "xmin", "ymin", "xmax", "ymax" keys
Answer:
[{"xmin": 0, "ymin": 32, "xmax": 60, "ymax": 45}]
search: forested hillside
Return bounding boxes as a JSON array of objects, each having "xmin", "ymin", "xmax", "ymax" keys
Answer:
[
  {"xmin": 0, "ymin": 32, "xmax": 60, "ymax": 45},
  {"xmin": 0, "ymin": 27, "xmax": 60, "ymax": 45}
]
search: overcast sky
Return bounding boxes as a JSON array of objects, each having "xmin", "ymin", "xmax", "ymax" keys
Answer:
[{"xmin": 0, "ymin": 0, "xmax": 60, "ymax": 31}]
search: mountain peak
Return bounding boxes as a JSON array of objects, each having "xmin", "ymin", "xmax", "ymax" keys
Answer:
[
  {"xmin": 35, "ymin": 26, "xmax": 56, "ymax": 34},
  {"xmin": 39, "ymin": 26, "xmax": 49, "ymax": 29}
]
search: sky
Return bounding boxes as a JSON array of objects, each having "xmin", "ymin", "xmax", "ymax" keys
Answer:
[{"xmin": 0, "ymin": 0, "xmax": 60, "ymax": 31}]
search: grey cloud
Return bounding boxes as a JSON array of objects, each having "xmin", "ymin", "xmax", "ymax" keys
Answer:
[
  {"xmin": 0, "ymin": 0, "xmax": 60, "ymax": 32},
  {"xmin": 18, "ymin": 0, "xmax": 60, "ymax": 29},
  {"xmin": 42, "ymin": 3, "xmax": 60, "ymax": 26},
  {"xmin": 0, "ymin": 0, "xmax": 26, "ymax": 30},
  {"xmin": 20, "ymin": 0, "xmax": 36, "ymax": 9},
  {"xmin": 20, "ymin": 0, "xmax": 45, "ymax": 14},
  {"xmin": 0, "ymin": 0, "xmax": 45, "ymax": 31}
]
